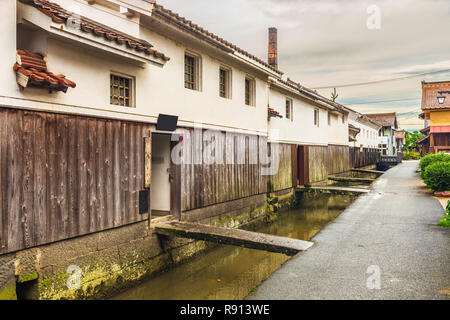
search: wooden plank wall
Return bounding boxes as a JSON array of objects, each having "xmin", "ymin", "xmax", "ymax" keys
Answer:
[
  {"xmin": 181, "ymin": 129, "xmax": 269, "ymax": 211},
  {"xmin": 434, "ymin": 133, "xmax": 450, "ymax": 147},
  {"xmin": 349, "ymin": 147, "xmax": 379, "ymax": 168},
  {"xmin": 308, "ymin": 145, "xmax": 350, "ymax": 183},
  {"xmin": 0, "ymin": 108, "xmax": 149, "ymax": 255},
  {"xmin": 308, "ymin": 146, "xmax": 328, "ymax": 183},
  {"xmin": 268, "ymin": 143, "xmax": 293, "ymax": 192}
]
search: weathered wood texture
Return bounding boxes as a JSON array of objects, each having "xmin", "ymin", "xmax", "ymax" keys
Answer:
[
  {"xmin": 308, "ymin": 145, "xmax": 350, "ymax": 183},
  {"xmin": 154, "ymin": 220, "xmax": 314, "ymax": 256},
  {"xmin": 0, "ymin": 108, "xmax": 149, "ymax": 254},
  {"xmin": 268, "ymin": 143, "xmax": 293, "ymax": 192},
  {"xmin": 180, "ymin": 129, "xmax": 269, "ymax": 211},
  {"xmin": 349, "ymin": 147, "xmax": 378, "ymax": 169}
]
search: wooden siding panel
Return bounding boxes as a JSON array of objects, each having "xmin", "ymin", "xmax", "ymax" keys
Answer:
[
  {"xmin": 0, "ymin": 108, "xmax": 148, "ymax": 254},
  {"xmin": 0, "ymin": 111, "xmax": 6, "ymax": 254},
  {"xmin": 180, "ymin": 130, "xmax": 270, "ymax": 212},
  {"xmin": 268, "ymin": 143, "xmax": 292, "ymax": 192},
  {"xmin": 308, "ymin": 145, "xmax": 350, "ymax": 183},
  {"xmin": 349, "ymin": 147, "xmax": 378, "ymax": 168},
  {"xmin": 22, "ymin": 112, "xmax": 35, "ymax": 248},
  {"xmin": 7, "ymin": 111, "xmax": 23, "ymax": 252}
]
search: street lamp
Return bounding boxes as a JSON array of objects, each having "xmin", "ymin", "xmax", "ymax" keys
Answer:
[{"xmin": 437, "ymin": 91, "xmax": 450, "ymax": 104}]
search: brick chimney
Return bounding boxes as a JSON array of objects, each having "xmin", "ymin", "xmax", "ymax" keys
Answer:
[{"xmin": 268, "ymin": 27, "xmax": 278, "ymax": 69}]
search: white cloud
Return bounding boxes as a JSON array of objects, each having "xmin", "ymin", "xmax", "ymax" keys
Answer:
[{"xmin": 157, "ymin": 0, "xmax": 450, "ymax": 129}]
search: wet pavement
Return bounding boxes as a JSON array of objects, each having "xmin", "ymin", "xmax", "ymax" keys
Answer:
[{"xmin": 248, "ymin": 161, "xmax": 450, "ymax": 300}]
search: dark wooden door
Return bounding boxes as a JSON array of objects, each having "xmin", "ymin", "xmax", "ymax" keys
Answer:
[
  {"xmin": 291, "ymin": 145, "xmax": 298, "ymax": 187},
  {"xmin": 170, "ymin": 135, "xmax": 182, "ymax": 219},
  {"xmin": 298, "ymin": 146, "xmax": 310, "ymax": 186}
]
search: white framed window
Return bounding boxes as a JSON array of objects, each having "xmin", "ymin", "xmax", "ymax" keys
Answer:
[
  {"xmin": 245, "ymin": 76, "xmax": 256, "ymax": 106},
  {"xmin": 184, "ymin": 52, "xmax": 202, "ymax": 91},
  {"xmin": 286, "ymin": 98, "xmax": 293, "ymax": 121},
  {"xmin": 110, "ymin": 73, "xmax": 135, "ymax": 107},
  {"xmin": 314, "ymin": 108, "xmax": 320, "ymax": 127}
]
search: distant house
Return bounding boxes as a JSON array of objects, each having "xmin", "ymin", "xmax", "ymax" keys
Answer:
[
  {"xmin": 417, "ymin": 81, "xmax": 450, "ymax": 155},
  {"xmin": 366, "ymin": 113, "xmax": 400, "ymax": 156},
  {"xmin": 344, "ymin": 108, "xmax": 382, "ymax": 168},
  {"xmin": 394, "ymin": 130, "xmax": 406, "ymax": 151}
]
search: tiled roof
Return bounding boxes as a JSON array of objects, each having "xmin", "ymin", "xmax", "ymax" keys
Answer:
[
  {"xmin": 421, "ymin": 81, "xmax": 450, "ymax": 111},
  {"xmin": 348, "ymin": 123, "xmax": 361, "ymax": 133},
  {"xmin": 394, "ymin": 130, "xmax": 406, "ymax": 139},
  {"xmin": 14, "ymin": 49, "xmax": 76, "ymax": 92},
  {"xmin": 20, "ymin": 0, "xmax": 170, "ymax": 62},
  {"xmin": 420, "ymin": 126, "xmax": 430, "ymax": 134},
  {"xmin": 152, "ymin": 3, "xmax": 282, "ymax": 75},
  {"xmin": 356, "ymin": 113, "xmax": 383, "ymax": 128},
  {"xmin": 416, "ymin": 135, "xmax": 429, "ymax": 145},
  {"xmin": 365, "ymin": 113, "xmax": 398, "ymax": 128},
  {"xmin": 348, "ymin": 124, "xmax": 360, "ymax": 142},
  {"xmin": 277, "ymin": 78, "xmax": 347, "ymax": 113},
  {"xmin": 268, "ymin": 107, "xmax": 282, "ymax": 118}
]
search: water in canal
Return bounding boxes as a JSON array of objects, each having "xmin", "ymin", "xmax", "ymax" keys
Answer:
[{"xmin": 113, "ymin": 193, "xmax": 357, "ymax": 300}]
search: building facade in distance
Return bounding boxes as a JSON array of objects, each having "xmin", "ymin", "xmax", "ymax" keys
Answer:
[{"xmin": 417, "ymin": 81, "xmax": 450, "ymax": 154}]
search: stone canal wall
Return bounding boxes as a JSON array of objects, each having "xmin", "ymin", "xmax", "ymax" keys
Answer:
[
  {"xmin": 0, "ymin": 189, "xmax": 295, "ymax": 300},
  {"xmin": 0, "ymin": 254, "xmax": 16, "ymax": 300}
]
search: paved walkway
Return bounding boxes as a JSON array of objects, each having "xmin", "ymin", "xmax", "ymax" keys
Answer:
[{"xmin": 249, "ymin": 161, "xmax": 450, "ymax": 300}]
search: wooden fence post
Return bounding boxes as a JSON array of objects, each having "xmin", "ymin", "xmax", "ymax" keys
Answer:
[{"xmin": 144, "ymin": 136, "xmax": 152, "ymax": 226}]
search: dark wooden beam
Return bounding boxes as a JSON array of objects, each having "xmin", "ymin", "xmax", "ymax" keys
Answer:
[
  {"xmin": 296, "ymin": 185, "xmax": 370, "ymax": 194},
  {"xmin": 154, "ymin": 221, "xmax": 314, "ymax": 256},
  {"xmin": 328, "ymin": 176, "xmax": 375, "ymax": 184},
  {"xmin": 351, "ymin": 169, "xmax": 384, "ymax": 175}
]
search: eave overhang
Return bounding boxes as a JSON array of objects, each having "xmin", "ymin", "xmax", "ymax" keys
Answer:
[
  {"xmin": 18, "ymin": 0, "xmax": 170, "ymax": 66},
  {"xmin": 148, "ymin": 3, "xmax": 282, "ymax": 79},
  {"xmin": 270, "ymin": 80, "xmax": 341, "ymax": 113}
]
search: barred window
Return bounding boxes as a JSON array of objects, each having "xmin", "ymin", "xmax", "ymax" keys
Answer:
[
  {"xmin": 184, "ymin": 54, "xmax": 195, "ymax": 90},
  {"xmin": 110, "ymin": 74, "xmax": 132, "ymax": 107},
  {"xmin": 286, "ymin": 98, "xmax": 293, "ymax": 121},
  {"xmin": 314, "ymin": 108, "xmax": 320, "ymax": 126},
  {"xmin": 245, "ymin": 77, "xmax": 255, "ymax": 106},
  {"xmin": 219, "ymin": 68, "xmax": 231, "ymax": 98}
]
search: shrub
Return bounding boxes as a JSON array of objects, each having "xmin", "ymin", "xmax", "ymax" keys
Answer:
[
  {"xmin": 423, "ymin": 161, "xmax": 450, "ymax": 192},
  {"xmin": 419, "ymin": 153, "xmax": 450, "ymax": 178},
  {"xmin": 437, "ymin": 215, "xmax": 450, "ymax": 228},
  {"xmin": 403, "ymin": 151, "xmax": 419, "ymax": 160}
]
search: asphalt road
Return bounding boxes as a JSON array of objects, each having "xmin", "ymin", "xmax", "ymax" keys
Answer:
[{"xmin": 248, "ymin": 161, "xmax": 450, "ymax": 300}]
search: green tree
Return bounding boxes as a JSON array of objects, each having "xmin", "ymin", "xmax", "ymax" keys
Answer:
[{"xmin": 404, "ymin": 130, "xmax": 423, "ymax": 152}]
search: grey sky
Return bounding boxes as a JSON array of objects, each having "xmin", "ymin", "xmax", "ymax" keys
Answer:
[{"xmin": 158, "ymin": 0, "xmax": 450, "ymax": 129}]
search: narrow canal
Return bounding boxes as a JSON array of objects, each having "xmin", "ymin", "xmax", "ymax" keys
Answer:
[{"xmin": 113, "ymin": 193, "xmax": 358, "ymax": 300}]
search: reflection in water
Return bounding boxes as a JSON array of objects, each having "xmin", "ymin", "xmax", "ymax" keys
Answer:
[{"xmin": 113, "ymin": 193, "xmax": 357, "ymax": 300}]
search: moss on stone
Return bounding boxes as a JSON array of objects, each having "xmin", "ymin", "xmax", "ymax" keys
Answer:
[
  {"xmin": 29, "ymin": 190, "xmax": 297, "ymax": 300},
  {"xmin": 0, "ymin": 280, "xmax": 17, "ymax": 300},
  {"xmin": 17, "ymin": 272, "xmax": 38, "ymax": 283}
]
